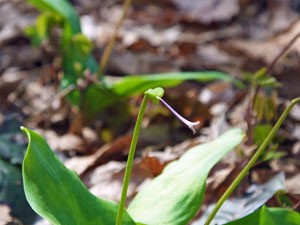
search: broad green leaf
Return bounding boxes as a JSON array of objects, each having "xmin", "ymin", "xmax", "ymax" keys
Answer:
[
  {"xmin": 21, "ymin": 127, "xmax": 136, "ymax": 225},
  {"xmin": 27, "ymin": 0, "xmax": 81, "ymax": 33},
  {"xmin": 224, "ymin": 205, "xmax": 300, "ymax": 225},
  {"xmin": 128, "ymin": 128, "xmax": 244, "ymax": 225},
  {"xmin": 111, "ymin": 71, "xmax": 243, "ymax": 97}
]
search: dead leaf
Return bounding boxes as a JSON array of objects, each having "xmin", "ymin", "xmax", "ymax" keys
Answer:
[
  {"xmin": 286, "ymin": 173, "xmax": 300, "ymax": 194},
  {"xmin": 83, "ymin": 161, "xmax": 153, "ymax": 202},
  {"xmin": 171, "ymin": 0, "xmax": 240, "ymax": 24},
  {"xmin": 140, "ymin": 151, "xmax": 177, "ymax": 176},
  {"xmin": 0, "ymin": 204, "xmax": 25, "ymax": 225},
  {"xmin": 0, "ymin": 205, "xmax": 13, "ymax": 225},
  {"xmin": 65, "ymin": 134, "xmax": 132, "ymax": 175}
]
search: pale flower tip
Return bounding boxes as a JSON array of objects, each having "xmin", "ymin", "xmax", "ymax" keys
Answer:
[{"xmin": 188, "ymin": 121, "xmax": 200, "ymax": 134}]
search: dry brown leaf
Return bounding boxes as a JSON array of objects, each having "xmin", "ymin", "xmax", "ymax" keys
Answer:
[
  {"xmin": 0, "ymin": 205, "xmax": 13, "ymax": 225},
  {"xmin": 83, "ymin": 160, "xmax": 153, "ymax": 202},
  {"xmin": 171, "ymin": 0, "xmax": 240, "ymax": 24},
  {"xmin": 0, "ymin": 204, "xmax": 23, "ymax": 225},
  {"xmin": 285, "ymin": 174, "xmax": 300, "ymax": 194},
  {"xmin": 65, "ymin": 134, "xmax": 132, "ymax": 175},
  {"xmin": 198, "ymin": 81, "xmax": 237, "ymax": 106},
  {"xmin": 140, "ymin": 151, "xmax": 178, "ymax": 176}
]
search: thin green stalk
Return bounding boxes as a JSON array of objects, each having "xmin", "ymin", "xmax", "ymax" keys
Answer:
[
  {"xmin": 204, "ymin": 97, "xmax": 300, "ymax": 225},
  {"xmin": 115, "ymin": 95, "xmax": 148, "ymax": 225}
]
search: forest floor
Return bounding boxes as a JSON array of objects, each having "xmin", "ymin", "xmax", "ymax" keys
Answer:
[{"xmin": 0, "ymin": 0, "xmax": 300, "ymax": 224}]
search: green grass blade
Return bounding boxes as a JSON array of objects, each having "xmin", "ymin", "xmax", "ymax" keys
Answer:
[
  {"xmin": 21, "ymin": 127, "xmax": 136, "ymax": 225},
  {"xmin": 128, "ymin": 128, "xmax": 244, "ymax": 225}
]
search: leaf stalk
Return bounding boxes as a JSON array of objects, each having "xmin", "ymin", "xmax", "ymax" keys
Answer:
[{"xmin": 115, "ymin": 95, "xmax": 148, "ymax": 225}]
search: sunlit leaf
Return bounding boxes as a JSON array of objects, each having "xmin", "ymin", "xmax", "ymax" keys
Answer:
[{"xmin": 128, "ymin": 128, "xmax": 244, "ymax": 225}]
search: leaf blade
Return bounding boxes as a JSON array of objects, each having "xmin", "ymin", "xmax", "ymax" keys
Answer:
[
  {"xmin": 128, "ymin": 128, "xmax": 244, "ymax": 225},
  {"xmin": 224, "ymin": 206, "xmax": 300, "ymax": 225},
  {"xmin": 111, "ymin": 71, "xmax": 243, "ymax": 97},
  {"xmin": 21, "ymin": 127, "xmax": 136, "ymax": 225}
]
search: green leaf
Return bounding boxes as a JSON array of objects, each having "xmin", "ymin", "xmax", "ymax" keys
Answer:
[
  {"xmin": 254, "ymin": 124, "xmax": 273, "ymax": 146},
  {"xmin": 128, "ymin": 128, "xmax": 244, "ymax": 225},
  {"xmin": 21, "ymin": 127, "xmax": 136, "ymax": 225},
  {"xmin": 27, "ymin": 0, "xmax": 81, "ymax": 33},
  {"xmin": 61, "ymin": 33, "xmax": 99, "ymax": 92},
  {"xmin": 111, "ymin": 71, "xmax": 243, "ymax": 98},
  {"xmin": 79, "ymin": 84, "xmax": 121, "ymax": 123},
  {"xmin": 25, "ymin": 12, "xmax": 63, "ymax": 46},
  {"xmin": 145, "ymin": 87, "xmax": 164, "ymax": 104},
  {"xmin": 224, "ymin": 206, "xmax": 300, "ymax": 225}
]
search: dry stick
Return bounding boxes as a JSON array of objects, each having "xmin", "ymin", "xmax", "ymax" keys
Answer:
[
  {"xmin": 246, "ymin": 32, "xmax": 300, "ymax": 144},
  {"xmin": 99, "ymin": 0, "xmax": 133, "ymax": 76}
]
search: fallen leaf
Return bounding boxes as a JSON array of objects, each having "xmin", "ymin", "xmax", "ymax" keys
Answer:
[
  {"xmin": 83, "ymin": 161, "xmax": 153, "ymax": 202},
  {"xmin": 171, "ymin": 0, "xmax": 240, "ymax": 24},
  {"xmin": 65, "ymin": 134, "xmax": 132, "ymax": 175}
]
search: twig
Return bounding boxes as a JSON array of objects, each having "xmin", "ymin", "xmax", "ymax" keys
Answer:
[{"xmin": 99, "ymin": 0, "xmax": 133, "ymax": 76}]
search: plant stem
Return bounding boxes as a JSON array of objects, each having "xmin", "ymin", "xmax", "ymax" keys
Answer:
[
  {"xmin": 115, "ymin": 95, "xmax": 148, "ymax": 225},
  {"xmin": 100, "ymin": 0, "xmax": 133, "ymax": 76},
  {"xmin": 204, "ymin": 97, "xmax": 300, "ymax": 225}
]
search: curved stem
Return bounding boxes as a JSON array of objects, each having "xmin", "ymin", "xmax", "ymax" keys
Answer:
[
  {"xmin": 115, "ymin": 95, "xmax": 148, "ymax": 225},
  {"xmin": 204, "ymin": 97, "xmax": 300, "ymax": 225}
]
